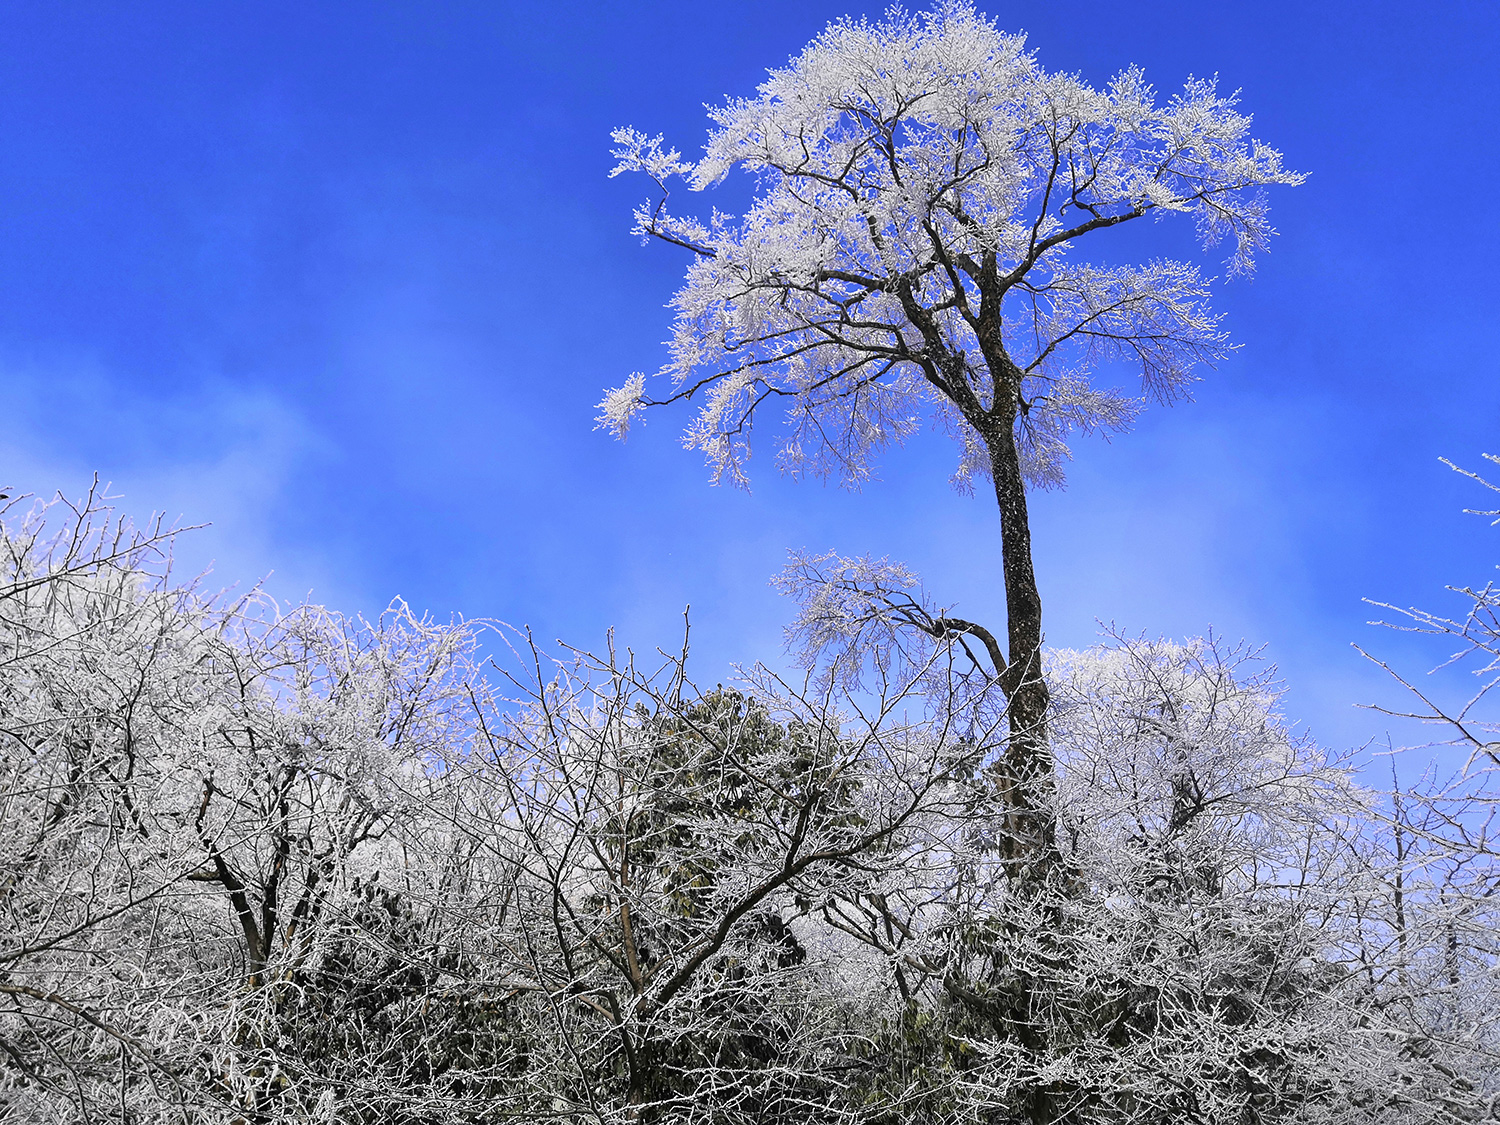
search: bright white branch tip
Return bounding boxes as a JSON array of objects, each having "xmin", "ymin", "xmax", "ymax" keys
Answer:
[
  {"xmin": 596, "ymin": 373, "xmax": 646, "ymax": 438},
  {"xmin": 608, "ymin": 127, "xmax": 692, "ymax": 182}
]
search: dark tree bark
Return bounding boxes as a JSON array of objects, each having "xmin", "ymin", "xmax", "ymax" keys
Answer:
[{"xmin": 978, "ymin": 405, "xmax": 1056, "ymax": 876}]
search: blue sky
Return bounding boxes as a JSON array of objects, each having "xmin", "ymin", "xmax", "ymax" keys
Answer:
[{"xmin": 0, "ymin": 0, "xmax": 1496, "ymax": 755}]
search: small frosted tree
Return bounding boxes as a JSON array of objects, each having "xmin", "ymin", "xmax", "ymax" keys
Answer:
[
  {"xmin": 1357, "ymin": 455, "xmax": 1500, "ymax": 1104},
  {"xmin": 601, "ymin": 0, "xmax": 1302, "ymax": 859}
]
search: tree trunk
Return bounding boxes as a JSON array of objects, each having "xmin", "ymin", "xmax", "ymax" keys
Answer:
[
  {"xmin": 974, "ymin": 411, "xmax": 1067, "ymax": 1125},
  {"xmin": 980, "ymin": 409, "xmax": 1056, "ymax": 878}
]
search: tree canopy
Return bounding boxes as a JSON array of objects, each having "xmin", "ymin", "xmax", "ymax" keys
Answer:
[{"xmin": 601, "ymin": 1, "xmax": 1302, "ymax": 491}]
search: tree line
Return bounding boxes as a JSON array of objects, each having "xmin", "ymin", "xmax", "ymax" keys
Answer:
[{"xmin": 3, "ymin": 472, "xmax": 1497, "ymax": 1122}]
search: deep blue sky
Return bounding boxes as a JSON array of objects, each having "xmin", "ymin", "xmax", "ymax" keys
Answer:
[{"xmin": 0, "ymin": 0, "xmax": 1496, "ymax": 755}]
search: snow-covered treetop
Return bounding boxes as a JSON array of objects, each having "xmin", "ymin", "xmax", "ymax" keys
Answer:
[{"xmin": 602, "ymin": 1, "xmax": 1302, "ymax": 489}]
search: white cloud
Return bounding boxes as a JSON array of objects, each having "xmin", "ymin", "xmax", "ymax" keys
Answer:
[{"xmin": 0, "ymin": 356, "xmax": 343, "ymax": 609}]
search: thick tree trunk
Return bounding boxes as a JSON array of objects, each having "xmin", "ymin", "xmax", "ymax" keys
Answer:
[
  {"xmin": 979, "ymin": 409, "xmax": 1056, "ymax": 878},
  {"xmin": 907, "ymin": 276, "xmax": 1057, "ymax": 876}
]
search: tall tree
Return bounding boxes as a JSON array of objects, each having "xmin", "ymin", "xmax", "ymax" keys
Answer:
[{"xmin": 601, "ymin": 1, "xmax": 1302, "ymax": 864}]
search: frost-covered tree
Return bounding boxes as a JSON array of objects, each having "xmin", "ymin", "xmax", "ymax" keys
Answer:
[
  {"xmin": 0, "ymin": 486, "xmax": 209, "ymax": 1120},
  {"xmin": 1355, "ymin": 455, "xmax": 1500, "ymax": 1112},
  {"xmin": 0, "ymin": 486, "xmax": 486, "ymax": 1123},
  {"xmin": 431, "ymin": 625, "xmax": 1001, "ymax": 1125},
  {"xmin": 601, "ymin": 1, "xmax": 1303, "ymax": 813}
]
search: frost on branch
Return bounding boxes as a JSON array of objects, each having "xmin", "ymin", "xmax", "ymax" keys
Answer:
[
  {"xmin": 607, "ymin": 1, "xmax": 1303, "ymax": 490},
  {"xmin": 1361, "ymin": 454, "xmax": 1500, "ymax": 761},
  {"xmin": 776, "ymin": 550, "xmax": 922, "ymax": 683},
  {"xmin": 817, "ymin": 632, "xmax": 1481, "ymax": 1121},
  {"xmin": 608, "ymin": 127, "xmax": 692, "ymax": 184},
  {"xmin": 0, "ymin": 486, "xmax": 488, "ymax": 1122},
  {"xmin": 775, "ymin": 550, "xmax": 1018, "ymax": 746},
  {"xmin": 1354, "ymin": 455, "xmax": 1500, "ymax": 1105},
  {"xmin": 596, "ymin": 370, "xmax": 646, "ymax": 437},
  {"xmin": 1048, "ymin": 635, "xmax": 1345, "ymax": 898},
  {"xmin": 609, "ymin": 127, "xmax": 713, "ymax": 253}
]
